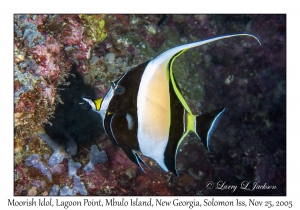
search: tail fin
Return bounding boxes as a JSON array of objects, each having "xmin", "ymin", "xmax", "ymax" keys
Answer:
[{"xmin": 194, "ymin": 108, "xmax": 225, "ymax": 151}]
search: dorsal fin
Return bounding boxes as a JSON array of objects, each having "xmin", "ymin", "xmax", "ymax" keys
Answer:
[
  {"xmin": 155, "ymin": 34, "xmax": 261, "ymax": 114},
  {"xmin": 157, "ymin": 34, "xmax": 261, "ymax": 66}
]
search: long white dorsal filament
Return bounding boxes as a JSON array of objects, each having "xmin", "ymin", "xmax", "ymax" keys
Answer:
[{"xmin": 156, "ymin": 34, "xmax": 261, "ymax": 65}]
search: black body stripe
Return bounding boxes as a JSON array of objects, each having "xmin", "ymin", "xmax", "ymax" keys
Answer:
[
  {"xmin": 104, "ymin": 114, "xmax": 118, "ymax": 145},
  {"xmin": 169, "ymin": 50, "xmax": 184, "ymax": 67},
  {"xmin": 110, "ymin": 113, "xmax": 139, "ymax": 150},
  {"xmin": 164, "ymin": 76, "xmax": 185, "ymax": 176},
  {"xmin": 104, "ymin": 61, "xmax": 149, "ymax": 151}
]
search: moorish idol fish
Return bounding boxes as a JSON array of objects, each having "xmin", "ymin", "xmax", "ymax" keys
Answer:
[{"xmin": 80, "ymin": 34, "xmax": 261, "ymax": 176}]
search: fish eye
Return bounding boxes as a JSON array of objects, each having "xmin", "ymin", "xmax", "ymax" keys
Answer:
[{"xmin": 114, "ymin": 85, "xmax": 125, "ymax": 95}]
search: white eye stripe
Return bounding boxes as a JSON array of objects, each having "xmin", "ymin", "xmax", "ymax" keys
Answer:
[
  {"xmin": 110, "ymin": 82, "xmax": 116, "ymax": 88},
  {"xmin": 100, "ymin": 87, "xmax": 114, "ymax": 117},
  {"xmin": 111, "ymin": 71, "xmax": 128, "ymax": 89},
  {"xmin": 100, "ymin": 71, "xmax": 129, "ymax": 123}
]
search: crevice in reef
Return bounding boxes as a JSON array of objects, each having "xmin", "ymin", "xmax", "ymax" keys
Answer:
[{"xmin": 44, "ymin": 65, "xmax": 104, "ymax": 147}]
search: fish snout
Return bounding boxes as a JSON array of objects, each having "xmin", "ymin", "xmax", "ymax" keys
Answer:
[
  {"xmin": 79, "ymin": 100, "xmax": 92, "ymax": 110},
  {"xmin": 79, "ymin": 97, "xmax": 93, "ymax": 110}
]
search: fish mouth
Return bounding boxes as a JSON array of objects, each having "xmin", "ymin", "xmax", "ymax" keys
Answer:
[{"xmin": 79, "ymin": 99, "xmax": 92, "ymax": 110}]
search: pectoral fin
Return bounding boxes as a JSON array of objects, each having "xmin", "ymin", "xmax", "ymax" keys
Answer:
[{"xmin": 121, "ymin": 146, "xmax": 150, "ymax": 173}]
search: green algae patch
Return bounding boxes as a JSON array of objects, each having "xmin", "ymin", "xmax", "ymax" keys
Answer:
[{"xmin": 80, "ymin": 15, "xmax": 107, "ymax": 43}]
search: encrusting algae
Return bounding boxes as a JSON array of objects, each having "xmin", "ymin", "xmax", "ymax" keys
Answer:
[{"xmin": 80, "ymin": 14, "xmax": 108, "ymax": 43}]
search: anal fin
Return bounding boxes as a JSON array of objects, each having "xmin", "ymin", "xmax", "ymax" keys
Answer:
[{"xmin": 194, "ymin": 108, "xmax": 225, "ymax": 151}]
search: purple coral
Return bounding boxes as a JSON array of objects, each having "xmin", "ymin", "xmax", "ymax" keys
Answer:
[
  {"xmin": 25, "ymin": 154, "xmax": 52, "ymax": 181},
  {"xmin": 84, "ymin": 145, "xmax": 108, "ymax": 173}
]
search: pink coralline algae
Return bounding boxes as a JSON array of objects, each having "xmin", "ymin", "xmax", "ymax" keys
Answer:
[
  {"xmin": 14, "ymin": 14, "xmax": 98, "ymax": 140},
  {"xmin": 14, "ymin": 14, "xmax": 285, "ymax": 196}
]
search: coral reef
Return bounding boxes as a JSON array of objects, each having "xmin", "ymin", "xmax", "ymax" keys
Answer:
[
  {"xmin": 14, "ymin": 14, "xmax": 286, "ymax": 196},
  {"xmin": 14, "ymin": 14, "xmax": 99, "ymax": 140},
  {"xmin": 25, "ymin": 154, "xmax": 52, "ymax": 181}
]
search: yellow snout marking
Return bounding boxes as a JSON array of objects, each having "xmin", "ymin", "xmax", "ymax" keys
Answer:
[{"xmin": 94, "ymin": 98, "xmax": 103, "ymax": 111}]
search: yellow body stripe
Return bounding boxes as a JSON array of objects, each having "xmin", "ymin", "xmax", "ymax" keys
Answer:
[
  {"xmin": 169, "ymin": 49, "xmax": 198, "ymax": 144},
  {"xmin": 186, "ymin": 111, "xmax": 196, "ymax": 133},
  {"xmin": 169, "ymin": 49, "xmax": 193, "ymax": 115},
  {"xmin": 176, "ymin": 108, "xmax": 197, "ymax": 155},
  {"xmin": 94, "ymin": 98, "xmax": 103, "ymax": 111}
]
